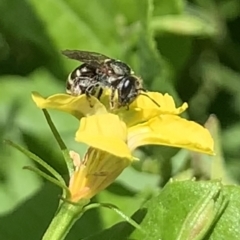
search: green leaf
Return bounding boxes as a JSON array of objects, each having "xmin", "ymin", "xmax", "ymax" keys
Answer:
[
  {"xmin": 28, "ymin": 0, "xmax": 103, "ymax": 50},
  {"xmin": 208, "ymin": 185, "xmax": 240, "ymax": 239},
  {"xmin": 222, "ymin": 123, "xmax": 240, "ymax": 157},
  {"xmin": 0, "ymin": 0, "xmax": 54, "ymax": 52},
  {"xmin": 218, "ymin": 0, "xmax": 240, "ymax": 20},
  {"xmin": 188, "ymin": 115, "xmax": 234, "ymax": 182},
  {"xmin": 27, "ymin": 0, "xmax": 144, "ymax": 59},
  {"xmin": 153, "ymin": 0, "xmax": 185, "ymax": 15},
  {"xmin": 0, "ymin": 0, "xmax": 66, "ymax": 77},
  {"xmin": 151, "ymin": 14, "xmax": 218, "ymax": 37},
  {"xmin": 130, "ymin": 180, "xmax": 226, "ymax": 240},
  {"xmin": 84, "ymin": 180, "xmax": 229, "ymax": 240},
  {"xmin": 205, "ymin": 115, "xmax": 235, "ymax": 183},
  {"xmin": 60, "ymin": 0, "xmax": 143, "ymax": 44}
]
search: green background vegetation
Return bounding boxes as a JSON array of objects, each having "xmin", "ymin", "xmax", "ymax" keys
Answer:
[{"xmin": 0, "ymin": 0, "xmax": 240, "ymax": 239}]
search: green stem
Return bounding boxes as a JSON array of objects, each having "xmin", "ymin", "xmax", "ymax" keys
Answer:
[
  {"xmin": 42, "ymin": 109, "xmax": 74, "ymax": 175},
  {"xmin": 42, "ymin": 201, "xmax": 86, "ymax": 240},
  {"xmin": 84, "ymin": 203, "xmax": 144, "ymax": 233}
]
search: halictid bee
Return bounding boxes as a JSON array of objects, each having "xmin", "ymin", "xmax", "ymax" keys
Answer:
[{"xmin": 62, "ymin": 49, "xmax": 159, "ymax": 109}]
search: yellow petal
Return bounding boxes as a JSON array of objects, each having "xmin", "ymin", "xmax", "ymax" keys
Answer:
[
  {"xmin": 128, "ymin": 115, "xmax": 214, "ymax": 155},
  {"xmin": 69, "ymin": 148, "xmax": 131, "ymax": 201},
  {"xmin": 31, "ymin": 92, "xmax": 107, "ymax": 118},
  {"xmin": 76, "ymin": 113, "xmax": 133, "ymax": 159},
  {"xmin": 132, "ymin": 92, "xmax": 187, "ymax": 114},
  {"xmin": 120, "ymin": 92, "xmax": 188, "ymax": 127}
]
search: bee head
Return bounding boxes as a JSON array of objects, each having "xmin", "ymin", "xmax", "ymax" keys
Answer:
[
  {"xmin": 117, "ymin": 76, "xmax": 160, "ymax": 108},
  {"xmin": 117, "ymin": 76, "xmax": 139, "ymax": 107}
]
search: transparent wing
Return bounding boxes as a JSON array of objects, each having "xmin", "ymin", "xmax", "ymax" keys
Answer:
[{"xmin": 61, "ymin": 50, "xmax": 111, "ymax": 67}]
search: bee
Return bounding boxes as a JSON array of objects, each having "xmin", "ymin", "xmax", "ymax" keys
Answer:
[{"xmin": 62, "ymin": 49, "xmax": 158, "ymax": 109}]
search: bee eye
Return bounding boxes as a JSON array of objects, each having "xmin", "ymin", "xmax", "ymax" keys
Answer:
[
  {"xmin": 123, "ymin": 79, "xmax": 130, "ymax": 88},
  {"xmin": 119, "ymin": 78, "xmax": 133, "ymax": 94}
]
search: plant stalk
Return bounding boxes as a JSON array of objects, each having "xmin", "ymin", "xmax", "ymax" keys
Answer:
[{"xmin": 42, "ymin": 201, "xmax": 85, "ymax": 240}]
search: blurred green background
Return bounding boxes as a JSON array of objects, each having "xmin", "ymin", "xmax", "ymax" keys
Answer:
[{"xmin": 0, "ymin": 0, "xmax": 240, "ymax": 239}]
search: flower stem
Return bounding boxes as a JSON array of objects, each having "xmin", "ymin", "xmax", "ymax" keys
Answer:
[
  {"xmin": 42, "ymin": 201, "xmax": 86, "ymax": 240},
  {"xmin": 84, "ymin": 203, "xmax": 144, "ymax": 233},
  {"xmin": 42, "ymin": 109, "xmax": 74, "ymax": 175}
]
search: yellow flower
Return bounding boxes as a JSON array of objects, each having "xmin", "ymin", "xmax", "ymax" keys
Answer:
[
  {"xmin": 32, "ymin": 91, "xmax": 214, "ymax": 155},
  {"xmin": 32, "ymin": 91, "xmax": 214, "ymax": 202}
]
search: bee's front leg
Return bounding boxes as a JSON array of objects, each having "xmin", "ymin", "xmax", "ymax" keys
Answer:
[
  {"xmin": 96, "ymin": 88, "xmax": 103, "ymax": 100},
  {"xmin": 85, "ymin": 84, "xmax": 96, "ymax": 108},
  {"xmin": 86, "ymin": 82, "xmax": 102, "ymax": 108},
  {"xmin": 109, "ymin": 87, "xmax": 116, "ymax": 110},
  {"xmin": 85, "ymin": 91, "xmax": 94, "ymax": 108}
]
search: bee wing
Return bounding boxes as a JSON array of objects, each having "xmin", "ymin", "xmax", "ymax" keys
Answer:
[{"xmin": 61, "ymin": 50, "xmax": 111, "ymax": 67}]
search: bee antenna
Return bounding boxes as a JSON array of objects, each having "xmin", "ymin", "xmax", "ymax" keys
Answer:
[{"xmin": 140, "ymin": 92, "xmax": 160, "ymax": 107}]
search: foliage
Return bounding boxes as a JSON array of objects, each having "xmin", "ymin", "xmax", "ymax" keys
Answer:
[{"xmin": 0, "ymin": 0, "xmax": 240, "ymax": 239}]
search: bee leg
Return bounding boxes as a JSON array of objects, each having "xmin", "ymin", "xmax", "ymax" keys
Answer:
[
  {"xmin": 85, "ymin": 92, "xmax": 93, "ymax": 108},
  {"xmin": 85, "ymin": 85, "xmax": 95, "ymax": 108},
  {"xmin": 96, "ymin": 87, "xmax": 103, "ymax": 100},
  {"xmin": 125, "ymin": 92, "xmax": 138, "ymax": 110},
  {"xmin": 92, "ymin": 82, "xmax": 102, "ymax": 100},
  {"xmin": 86, "ymin": 82, "xmax": 102, "ymax": 108},
  {"xmin": 110, "ymin": 87, "xmax": 116, "ymax": 109}
]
